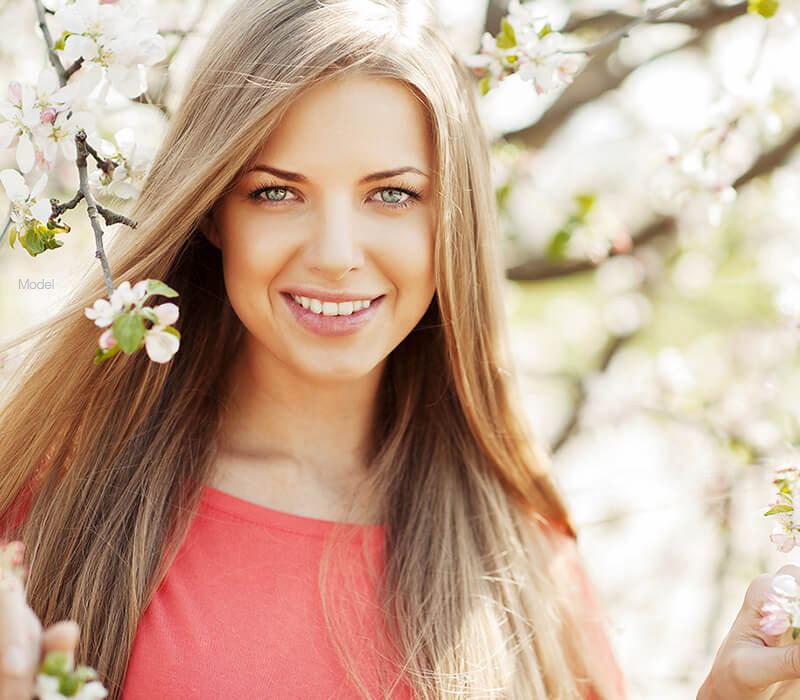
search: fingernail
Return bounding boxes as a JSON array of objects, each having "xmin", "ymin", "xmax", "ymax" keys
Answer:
[{"xmin": 2, "ymin": 645, "xmax": 26, "ymax": 674}]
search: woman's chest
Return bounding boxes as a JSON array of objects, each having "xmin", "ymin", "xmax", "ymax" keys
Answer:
[{"xmin": 120, "ymin": 502, "xmax": 406, "ymax": 699}]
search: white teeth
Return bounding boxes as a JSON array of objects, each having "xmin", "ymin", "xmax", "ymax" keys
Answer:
[{"xmin": 290, "ymin": 294, "xmax": 374, "ymax": 316}]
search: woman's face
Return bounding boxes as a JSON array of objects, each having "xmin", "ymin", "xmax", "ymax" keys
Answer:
[{"xmin": 203, "ymin": 75, "xmax": 436, "ymax": 383}]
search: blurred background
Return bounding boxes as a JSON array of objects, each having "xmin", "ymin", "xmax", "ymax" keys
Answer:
[{"xmin": 2, "ymin": 0, "xmax": 800, "ymax": 697}]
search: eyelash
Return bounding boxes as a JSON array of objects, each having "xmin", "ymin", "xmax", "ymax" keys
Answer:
[{"xmin": 247, "ymin": 181, "xmax": 423, "ymax": 210}]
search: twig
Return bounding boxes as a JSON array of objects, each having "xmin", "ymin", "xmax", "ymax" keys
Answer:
[
  {"xmin": 32, "ymin": 0, "xmax": 69, "ymax": 87},
  {"xmin": 0, "ymin": 211, "xmax": 11, "ymax": 247},
  {"xmin": 551, "ymin": 335, "xmax": 628, "ymax": 453},
  {"xmin": 83, "ymin": 141, "xmax": 117, "ymax": 173},
  {"xmin": 75, "ymin": 131, "xmax": 113, "ymax": 297},
  {"xmin": 96, "ymin": 204, "xmax": 137, "ymax": 229},
  {"xmin": 507, "ymin": 122, "xmax": 800, "ymax": 282},
  {"xmin": 561, "ymin": 0, "xmax": 690, "ymax": 54},
  {"xmin": 51, "ymin": 191, "xmax": 84, "ymax": 218}
]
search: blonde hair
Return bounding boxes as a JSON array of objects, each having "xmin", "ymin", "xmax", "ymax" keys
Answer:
[{"xmin": 0, "ymin": 1, "xmax": 621, "ymax": 698}]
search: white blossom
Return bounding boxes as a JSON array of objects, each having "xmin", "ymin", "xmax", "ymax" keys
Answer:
[
  {"xmin": 0, "ymin": 169, "xmax": 51, "ymax": 231},
  {"xmin": 53, "ymin": 0, "xmax": 167, "ymax": 99},
  {"xmin": 89, "ymin": 127, "xmax": 153, "ymax": 199},
  {"xmin": 144, "ymin": 325, "xmax": 180, "ymax": 363},
  {"xmin": 0, "ymin": 69, "xmax": 93, "ymax": 173},
  {"xmin": 34, "ymin": 673, "xmax": 108, "ymax": 700}
]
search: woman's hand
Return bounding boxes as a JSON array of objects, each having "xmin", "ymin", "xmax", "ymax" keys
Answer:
[
  {"xmin": 0, "ymin": 581, "xmax": 80, "ymax": 700},
  {"xmin": 698, "ymin": 564, "xmax": 800, "ymax": 700}
]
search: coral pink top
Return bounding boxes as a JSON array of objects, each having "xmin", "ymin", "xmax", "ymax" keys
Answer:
[
  {"xmin": 3, "ymin": 483, "xmax": 627, "ymax": 698},
  {"xmin": 122, "ymin": 485, "xmax": 406, "ymax": 699}
]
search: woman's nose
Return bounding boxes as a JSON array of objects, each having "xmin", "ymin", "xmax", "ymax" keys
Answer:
[{"xmin": 303, "ymin": 204, "xmax": 365, "ymax": 279}]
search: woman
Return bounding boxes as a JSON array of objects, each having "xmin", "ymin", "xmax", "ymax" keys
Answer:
[{"xmin": 0, "ymin": 1, "xmax": 795, "ymax": 699}]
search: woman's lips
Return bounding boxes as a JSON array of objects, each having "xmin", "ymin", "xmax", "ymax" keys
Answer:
[{"xmin": 281, "ymin": 293, "xmax": 385, "ymax": 337}]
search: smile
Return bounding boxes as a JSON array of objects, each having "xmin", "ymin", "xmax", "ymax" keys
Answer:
[
  {"xmin": 290, "ymin": 294, "xmax": 372, "ymax": 316},
  {"xmin": 281, "ymin": 292, "xmax": 385, "ymax": 337}
]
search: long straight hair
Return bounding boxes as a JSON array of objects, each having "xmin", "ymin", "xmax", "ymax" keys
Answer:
[{"xmin": 0, "ymin": 1, "xmax": 621, "ymax": 698}]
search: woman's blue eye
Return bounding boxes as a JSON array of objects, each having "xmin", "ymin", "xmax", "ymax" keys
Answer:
[
  {"xmin": 374, "ymin": 188, "xmax": 409, "ymax": 206},
  {"xmin": 259, "ymin": 187, "xmax": 296, "ymax": 202},
  {"xmin": 248, "ymin": 184, "xmax": 422, "ymax": 209}
]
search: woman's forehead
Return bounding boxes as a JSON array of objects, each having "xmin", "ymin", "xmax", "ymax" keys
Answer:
[{"xmin": 248, "ymin": 75, "xmax": 433, "ymax": 179}]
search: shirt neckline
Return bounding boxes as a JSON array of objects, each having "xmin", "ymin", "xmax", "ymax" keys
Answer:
[{"xmin": 200, "ymin": 484, "xmax": 385, "ymax": 538}]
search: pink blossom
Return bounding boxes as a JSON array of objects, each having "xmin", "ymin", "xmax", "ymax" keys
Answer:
[
  {"xmin": 7, "ymin": 81, "xmax": 21, "ymax": 100},
  {"xmin": 153, "ymin": 302, "xmax": 179, "ymax": 327},
  {"xmin": 40, "ymin": 107, "xmax": 57, "ymax": 124},
  {"xmin": 770, "ymin": 530, "xmax": 798, "ymax": 553},
  {"xmin": 98, "ymin": 328, "xmax": 116, "ymax": 350},
  {"xmin": 759, "ymin": 597, "xmax": 791, "ymax": 636}
]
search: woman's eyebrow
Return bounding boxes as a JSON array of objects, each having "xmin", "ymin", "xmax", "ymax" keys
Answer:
[{"xmin": 247, "ymin": 164, "xmax": 430, "ymax": 183}]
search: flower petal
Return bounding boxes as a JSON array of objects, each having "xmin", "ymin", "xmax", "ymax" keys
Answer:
[
  {"xmin": 98, "ymin": 328, "xmax": 116, "ymax": 350},
  {"xmin": 773, "ymin": 574, "xmax": 800, "ymax": 598},
  {"xmin": 153, "ymin": 302, "xmax": 179, "ymax": 326},
  {"xmin": 144, "ymin": 328, "xmax": 179, "ymax": 363},
  {"xmin": 30, "ymin": 172, "xmax": 48, "ymax": 199},
  {"xmin": 31, "ymin": 199, "xmax": 51, "ymax": 223},
  {"xmin": 0, "ymin": 122, "xmax": 18, "ymax": 149},
  {"xmin": 0, "ymin": 169, "xmax": 28, "ymax": 202},
  {"xmin": 16, "ymin": 134, "xmax": 34, "ymax": 173}
]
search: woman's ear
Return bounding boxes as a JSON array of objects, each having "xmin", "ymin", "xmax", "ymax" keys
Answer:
[{"xmin": 199, "ymin": 211, "xmax": 221, "ymax": 250}]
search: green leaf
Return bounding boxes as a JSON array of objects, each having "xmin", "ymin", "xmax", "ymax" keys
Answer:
[
  {"xmin": 54, "ymin": 31, "xmax": 70, "ymax": 51},
  {"xmin": 58, "ymin": 673, "xmax": 79, "ymax": 696},
  {"xmin": 793, "ymin": 626, "xmax": 800, "ymax": 640},
  {"xmin": 764, "ymin": 504, "xmax": 794, "ymax": 516},
  {"xmin": 146, "ymin": 279, "xmax": 179, "ymax": 298},
  {"xmin": 8, "ymin": 225, "xmax": 17, "ymax": 248},
  {"xmin": 22, "ymin": 228, "xmax": 45, "ymax": 256},
  {"xmin": 113, "ymin": 313, "xmax": 146, "ymax": 354},
  {"xmin": 748, "ymin": 0, "xmax": 780, "ymax": 17},
  {"xmin": 161, "ymin": 326, "xmax": 181, "ymax": 340},
  {"xmin": 94, "ymin": 345, "xmax": 122, "ymax": 364},
  {"xmin": 546, "ymin": 229, "xmax": 571, "ymax": 260},
  {"xmin": 575, "ymin": 193, "xmax": 596, "ymax": 218},
  {"xmin": 40, "ymin": 650, "xmax": 69, "ymax": 676},
  {"xmin": 538, "ymin": 23, "xmax": 553, "ymax": 38},
  {"xmin": 496, "ymin": 17, "xmax": 517, "ymax": 49},
  {"xmin": 479, "ymin": 76, "xmax": 491, "ymax": 96}
]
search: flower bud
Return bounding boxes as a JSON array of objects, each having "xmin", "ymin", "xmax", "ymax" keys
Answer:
[
  {"xmin": 7, "ymin": 81, "xmax": 21, "ymax": 101},
  {"xmin": 40, "ymin": 107, "xmax": 57, "ymax": 124},
  {"xmin": 99, "ymin": 328, "xmax": 116, "ymax": 350}
]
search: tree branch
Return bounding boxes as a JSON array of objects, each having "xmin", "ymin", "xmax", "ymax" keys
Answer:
[
  {"xmin": 51, "ymin": 191, "xmax": 84, "ymax": 218},
  {"xmin": 551, "ymin": 335, "xmax": 628, "ymax": 453},
  {"xmin": 75, "ymin": 131, "xmax": 114, "ymax": 297},
  {"xmin": 506, "ymin": 1, "xmax": 749, "ymax": 149},
  {"xmin": 95, "ymin": 204, "xmax": 137, "ymax": 229},
  {"xmin": 32, "ymin": 0, "xmax": 69, "ymax": 88},
  {"xmin": 561, "ymin": 0, "xmax": 688, "ymax": 55},
  {"xmin": 507, "ymin": 123, "xmax": 800, "ymax": 282},
  {"xmin": 0, "ymin": 210, "xmax": 11, "ymax": 247},
  {"xmin": 506, "ymin": 216, "xmax": 675, "ymax": 281}
]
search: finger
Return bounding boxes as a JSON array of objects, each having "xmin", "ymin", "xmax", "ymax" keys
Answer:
[
  {"xmin": 737, "ymin": 642, "xmax": 800, "ymax": 688},
  {"xmin": 769, "ymin": 679, "xmax": 800, "ymax": 700},
  {"xmin": 742, "ymin": 566, "xmax": 800, "ymax": 642},
  {"xmin": 40, "ymin": 621, "xmax": 79, "ymax": 668},
  {"xmin": 0, "ymin": 586, "xmax": 38, "ymax": 699}
]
